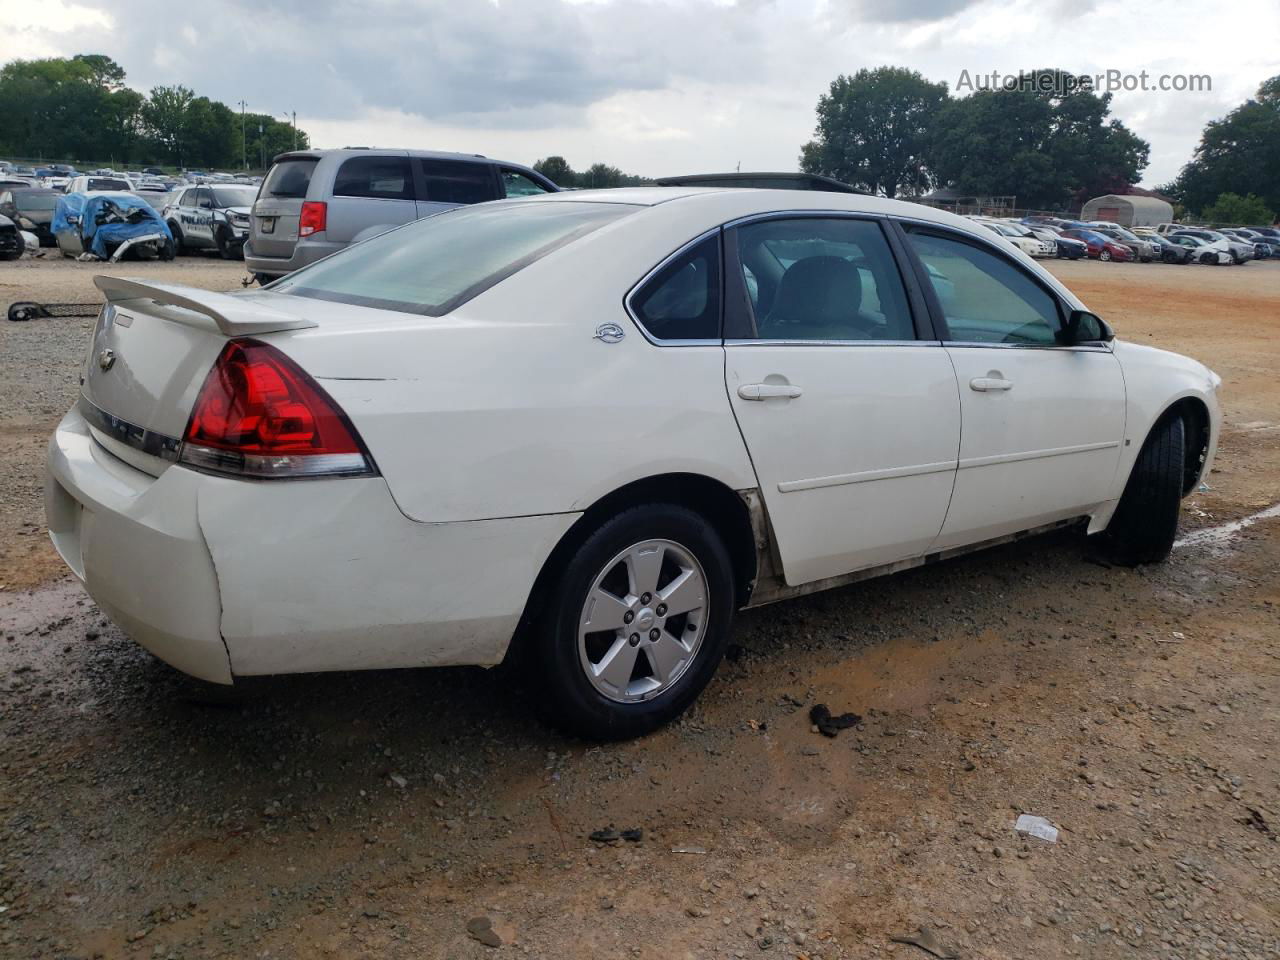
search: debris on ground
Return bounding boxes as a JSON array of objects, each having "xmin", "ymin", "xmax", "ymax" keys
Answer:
[
  {"xmin": 466, "ymin": 916, "xmax": 513, "ymax": 948},
  {"xmin": 890, "ymin": 926, "xmax": 960, "ymax": 958},
  {"xmin": 1014, "ymin": 814, "xmax": 1059, "ymax": 843},
  {"xmin": 1241, "ymin": 808, "xmax": 1270, "ymax": 834},
  {"xmin": 7, "ymin": 301, "xmax": 101, "ymax": 322},
  {"xmin": 589, "ymin": 825, "xmax": 643, "ymax": 844},
  {"xmin": 809, "ymin": 703, "xmax": 861, "ymax": 737},
  {"xmin": 670, "ymin": 844, "xmax": 707, "ymax": 855}
]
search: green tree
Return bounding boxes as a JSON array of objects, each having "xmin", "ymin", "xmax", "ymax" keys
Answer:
[
  {"xmin": 580, "ymin": 162, "xmax": 626, "ymax": 188},
  {"xmin": 72, "ymin": 54, "xmax": 126, "ymax": 91},
  {"xmin": 800, "ymin": 67, "xmax": 949, "ymax": 198},
  {"xmin": 1200, "ymin": 192, "xmax": 1274, "ymax": 225},
  {"xmin": 1168, "ymin": 76, "xmax": 1280, "ymax": 217},
  {"xmin": 929, "ymin": 69, "xmax": 1148, "ymax": 210},
  {"xmin": 242, "ymin": 113, "xmax": 308, "ymax": 171},
  {"xmin": 184, "ymin": 97, "xmax": 235, "ymax": 168},
  {"xmin": 533, "ymin": 155, "xmax": 576, "ymax": 186},
  {"xmin": 141, "ymin": 84, "xmax": 195, "ymax": 165}
]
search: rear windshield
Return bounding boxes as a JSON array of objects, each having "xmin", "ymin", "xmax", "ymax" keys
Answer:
[
  {"xmin": 88, "ymin": 178, "xmax": 130, "ymax": 191},
  {"xmin": 261, "ymin": 158, "xmax": 317, "ymax": 199},
  {"xmin": 276, "ymin": 201, "xmax": 634, "ymax": 316}
]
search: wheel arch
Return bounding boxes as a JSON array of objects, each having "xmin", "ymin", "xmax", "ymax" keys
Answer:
[
  {"xmin": 1157, "ymin": 395, "xmax": 1211, "ymax": 495},
  {"xmin": 505, "ymin": 472, "xmax": 759, "ymax": 665}
]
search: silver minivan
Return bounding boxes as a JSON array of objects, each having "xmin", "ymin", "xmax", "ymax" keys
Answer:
[{"xmin": 244, "ymin": 149, "xmax": 558, "ymax": 280}]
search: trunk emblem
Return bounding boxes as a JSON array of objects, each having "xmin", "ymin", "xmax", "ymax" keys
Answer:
[
  {"xmin": 98, "ymin": 348, "xmax": 116, "ymax": 371},
  {"xmin": 594, "ymin": 322, "xmax": 625, "ymax": 344}
]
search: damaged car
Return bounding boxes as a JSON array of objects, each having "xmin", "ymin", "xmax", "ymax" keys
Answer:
[
  {"xmin": 164, "ymin": 184, "xmax": 257, "ymax": 259},
  {"xmin": 52, "ymin": 192, "xmax": 175, "ymax": 261},
  {"xmin": 46, "ymin": 189, "xmax": 1221, "ymax": 739}
]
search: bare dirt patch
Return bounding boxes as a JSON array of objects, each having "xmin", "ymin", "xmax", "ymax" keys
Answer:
[{"xmin": 0, "ymin": 257, "xmax": 1277, "ymax": 960}]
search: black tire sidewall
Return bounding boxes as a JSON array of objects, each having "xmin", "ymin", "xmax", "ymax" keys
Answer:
[
  {"xmin": 1106, "ymin": 415, "xmax": 1185, "ymax": 565},
  {"xmin": 537, "ymin": 504, "xmax": 735, "ymax": 740}
]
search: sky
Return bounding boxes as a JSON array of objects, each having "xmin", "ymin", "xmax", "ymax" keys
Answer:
[{"xmin": 2, "ymin": 0, "xmax": 1277, "ymax": 188}]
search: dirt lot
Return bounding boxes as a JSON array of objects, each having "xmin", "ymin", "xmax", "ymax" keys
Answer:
[{"xmin": 1, "ymin": 256, "xmax": 1278, "ymax": 960}]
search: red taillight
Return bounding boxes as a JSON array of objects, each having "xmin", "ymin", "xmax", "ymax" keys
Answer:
[
  {"xmin": 180, "ymin": 339, "xmax": 375, "ymax": 479},
  {"xmin": 298, "ymin": 201, "xmax": 326, "ymax": 237}
]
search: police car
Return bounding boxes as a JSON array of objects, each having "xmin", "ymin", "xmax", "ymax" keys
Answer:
[{"xmin": 163, "ymin": 184, "xmax": 258, "ymax": 259}]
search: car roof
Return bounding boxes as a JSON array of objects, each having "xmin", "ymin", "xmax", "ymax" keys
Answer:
[{"xmin": 514, "ymin": 187, "xmax": 1061, "ymax": 251}]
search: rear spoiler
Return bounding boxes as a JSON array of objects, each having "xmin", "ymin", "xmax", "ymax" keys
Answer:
[{"xmin": 94, "ymin": 276, "xmax": 317, "ymax": 336}]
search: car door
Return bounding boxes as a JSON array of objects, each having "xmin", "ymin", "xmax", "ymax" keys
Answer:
[
  {"xmin": 327, "ymin": 154, "xmax": 416, "ymax": 243},
  {"xmin": 414, "ymin": 158, "xmax": 501, "ymax": 219},
  {"xmin": 187, "ymin": 188, "xmax": 215, "ymax": 247},
  {"xmin": 899, "ymin": 225, "xmax": 1126, "ymax": 549},
  {"xmin": 721, "ymin": 215, "xmax": 961, "ymax": 586}
]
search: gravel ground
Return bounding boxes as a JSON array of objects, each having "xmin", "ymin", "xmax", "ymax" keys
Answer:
[
  {"xmin": 0, "ymin": 257, "xmax": 247, "ymax": 589},
  {"xmin": 0, "ymin": 256, "xmax": 1277, "ymax": 959}
]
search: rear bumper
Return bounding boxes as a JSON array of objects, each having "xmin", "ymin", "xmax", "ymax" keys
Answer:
[
  {"xmin": 243, "ymin": 237, "xmax": 345, "ymax": 278},
  {"xmin": 46, "ymin": 406, "xmax": 577, "ymax": 682},
  {"xmin": 45, "ymin": 406, "xmax": 231, "ymax": 682}
]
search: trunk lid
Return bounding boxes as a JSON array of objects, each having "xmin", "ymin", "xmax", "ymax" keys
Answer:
[{"xmin": 81, "ymin": 277, "xmax": 317, "ymax": 476}]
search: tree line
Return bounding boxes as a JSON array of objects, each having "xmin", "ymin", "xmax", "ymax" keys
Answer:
[
  {"xmin": 0, "ymin": 55, "xmax": 308, "ymax": 170},
  {"xmin": 531, "ymin": 157, "xmax": 650, "ymax": 189},
  {"xmin": 800, "ymin": 66, "xmax": 1278, "ymax": 222}
]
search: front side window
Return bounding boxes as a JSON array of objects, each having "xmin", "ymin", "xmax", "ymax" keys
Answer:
[
  {"xmin": 333, "ymin": 156, "xmax": 413, "ymax": 200},
  {"xmin": 906, "ymin": 230, "xmax": 1061, "ymax": 345},
  {"xmin": 501, "ymin": 169, "xmax": 550, "ymax": 197},
  {"xmin": 732, "ymin": 217, "xmax": 914, "ymax": 342},
  {"xmin": 629, "ymin": 234, "xmax": 721, "ymax": 341},
  {"xmin": 276, "ymin": 200, "xmax": 634, "ymax": 316},
  {"xmin": 418, "ymin": 159, "xmax": 499, "ymax": 205}
]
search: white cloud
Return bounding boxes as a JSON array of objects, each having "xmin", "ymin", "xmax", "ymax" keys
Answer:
[{"xmin": 1, "ymin": 0, "xmax": 1277, "ymax": 187}]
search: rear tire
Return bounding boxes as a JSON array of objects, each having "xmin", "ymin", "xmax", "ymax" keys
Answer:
[
  {"xmin": 533, "ymin": 504, "xmax": 735, "ymax": 740},
  {"xmin": 1104, "ymin": 415, "xmax": 1185, "ymax": 565},
  {"xmin": 1100, "ymin": 249, "xmax": 1112, "ymax": 262}
]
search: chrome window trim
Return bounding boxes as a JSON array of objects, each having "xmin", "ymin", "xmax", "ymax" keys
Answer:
[
  {"xmin": 723, "ymin": 208, "xmax": 889, "ymax": 229},
  {"xmin": 725, "ymin": 338, "xmax": 940, "ymax": 348},
  {"xmin": 623, "ymin": 227, "xmax": 723, "ymax": 347},
  {"xmin": 78, "ymin": 395, "xmax": 182, "ymax": 462},
  {"xmin": 942, "ymin": 341, "xmax": 1113, "ymax": 353}
]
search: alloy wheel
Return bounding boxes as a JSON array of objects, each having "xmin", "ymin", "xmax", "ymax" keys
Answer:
[{"xmin": 577, "ymin": 539, "xmax": 709, "ymax": 703}]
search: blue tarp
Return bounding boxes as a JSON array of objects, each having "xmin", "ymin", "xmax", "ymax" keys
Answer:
[{"xmin": 52, "ymin": 192, "xmax": 172, "ymax": 259}]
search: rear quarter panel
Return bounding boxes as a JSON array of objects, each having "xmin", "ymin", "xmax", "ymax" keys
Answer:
[{"xmin": 266, "ymin": 205, "xmax": 759, "ymax": 523}]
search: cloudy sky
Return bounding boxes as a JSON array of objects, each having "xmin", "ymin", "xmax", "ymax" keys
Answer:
[{"xmin": 2, "ymin": 0, "xmax": 1277, "ymax": 187}]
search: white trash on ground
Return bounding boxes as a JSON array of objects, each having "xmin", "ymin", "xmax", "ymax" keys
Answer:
[{"xmin": 1014, "ymin": 814, "xmax": 1059, "ymax": 843}]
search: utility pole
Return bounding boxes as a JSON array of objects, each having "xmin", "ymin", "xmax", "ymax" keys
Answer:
[
  {"xmin": 259, "ymin": 124, "xmax": 265, "ymax": 171},
  {"xmin": 237, "ymin": 100, "xmax": 247, "ymax": 171},
  {"xmin": 282, "ymin": 111, "xmax": 298, "ymax": 151}
]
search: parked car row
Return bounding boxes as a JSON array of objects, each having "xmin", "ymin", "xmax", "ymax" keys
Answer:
[{"xmin": 1019, "ymin": 215, "xmax": 1273, "ymax": 266}]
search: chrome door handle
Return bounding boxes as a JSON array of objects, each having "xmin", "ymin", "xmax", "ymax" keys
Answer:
[
  {"xmin": 969, "ymin": 377, "xmax": 1013, "ymax": 392},
  {"xmin": 738, "ymin": 383, "xmax": 803, "ymax": 401}
]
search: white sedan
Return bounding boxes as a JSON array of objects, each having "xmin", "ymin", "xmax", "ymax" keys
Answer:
[{"xmin": 46, "ymin": 188, "xmax": 1221, "ymax": 739}]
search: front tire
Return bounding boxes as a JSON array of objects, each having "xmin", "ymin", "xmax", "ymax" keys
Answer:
[
  {"xmin": 1104, "ymin": 415, "xmax": 1185, "ymax": 565},
  {"xmin": 533, "ymin": 504, "xmax": 735, "ymax": 740},
  {"xmin": 1100, "ymin": 249, "xmax": 1112, "ymax": 262}
]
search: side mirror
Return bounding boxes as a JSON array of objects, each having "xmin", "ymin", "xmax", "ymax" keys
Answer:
[{"xmin": 1059, "ymin": 309, "xmax": 1114, "ymax": 345}]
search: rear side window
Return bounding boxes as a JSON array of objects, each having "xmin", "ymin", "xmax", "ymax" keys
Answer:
[
  {"xmin": 333, "ymin": 156, "xmax": 413, "ymax": 200},
  {"xmin": 418, "ymin": 159, "xmax": 499, "ymax": 204},
  {"xmin": 629, "ymin": 234, "xmax": 721, "ymax": 342},
  {"xmin": 276, "ymin": 201, "xmax": 634, "ymax": 316},
  {"xmin": 261, "ymin": 158, "xmax": 317, "ymax": 199},
  {"xmin": 501, "ymin": 169, "xmax": 550, "ymax": 198}
]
